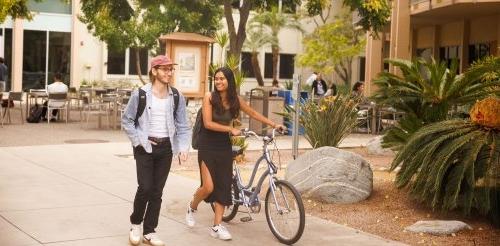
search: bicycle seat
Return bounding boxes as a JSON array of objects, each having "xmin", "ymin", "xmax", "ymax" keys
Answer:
[{"xmin": 231, "ymin": 145, "xmax": 244, "ymax": 158}]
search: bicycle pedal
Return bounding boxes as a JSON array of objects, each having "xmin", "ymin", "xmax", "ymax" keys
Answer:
[{"xmin": 240, "ymin": 216, "xmax": 253, "ymax": 222}]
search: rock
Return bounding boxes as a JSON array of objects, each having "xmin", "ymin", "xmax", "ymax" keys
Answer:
[
  {"xmin": 405, "ymin": 220, "xmax": 472, "ymax": 235},
  {"xmin": 285, "ymin": 146, "xmax": 373, "ymax": 204},
  {"xmin": 366, "ymin": 136, "xmax": 395, "ymax": 156}
]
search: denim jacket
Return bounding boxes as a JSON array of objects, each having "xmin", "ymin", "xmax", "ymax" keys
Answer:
[{"xmin": 121, "ymin": 83, "xmax": 191, "ymax": 154}]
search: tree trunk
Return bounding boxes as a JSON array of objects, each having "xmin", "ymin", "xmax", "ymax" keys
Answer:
[
  {"xmin": 224, "ymin": 0, "xmax": 252, "ymax": 61},
  {"xmin": 251, "ymin": 52, "xmax": 264, "ymax": 86},
  {"xmin": 272, "ymin": 44, "xmax": 279, "ymax": 84},
  {"xmin": 135, "ymin": 49, "xmax": 146, "ymax": 85}
]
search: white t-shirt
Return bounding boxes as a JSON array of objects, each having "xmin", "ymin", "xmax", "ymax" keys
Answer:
[
  {"xmin": 47, "ymin": 81, "xmax": 68, "ymax": 107},
  {"xmin": 149, "ymin": 95, "xmax": 169, "ymax": 138},
  {"xmin": 305, "ymin": 73, "xmax": 317, "ymax": 86}
]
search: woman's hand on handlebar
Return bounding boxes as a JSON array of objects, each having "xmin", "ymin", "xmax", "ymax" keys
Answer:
[
  {"xmin": 230, "ymin": 128, "xmax": 242, "ymax": 136},
  {"xmin": 274, "ymin": 124, "xmax": 287, "ymax": 134}
]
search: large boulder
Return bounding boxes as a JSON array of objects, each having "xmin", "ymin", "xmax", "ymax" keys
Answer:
[
  {"xmin": 366, "ymin": 136, "xmax": 395, "ymax": 156},
  {"xmin": 285, "ymin": 146, "xmax": 373, "ymax": 204}
]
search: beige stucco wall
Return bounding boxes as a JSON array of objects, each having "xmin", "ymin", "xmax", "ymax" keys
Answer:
[
  {"xmin": 415, "ymin": 26, "xmax": 434, "ymax": 48},
  {"xmin": 439, "ymin": 21, "xmax": 462, "ymax": 46},
  {"xmin": 469, "ymin": 15, "xmax": 498, "ymax": 44}
]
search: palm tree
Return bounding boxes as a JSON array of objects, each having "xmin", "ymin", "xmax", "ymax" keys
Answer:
[
  {"xmin": 244, "ymin": 25, "xmax": 276, "ymax": 86},
  {"xmin": 372, "ymin": 58, "xmax": 498, "ymax": 150},
  {"xmin": 251, "ymin": 7, "xmax": 303, "ymax": 85},
  {"xmin": 214, "ymin": 31, "xmax": 229, "ymax": 64}
]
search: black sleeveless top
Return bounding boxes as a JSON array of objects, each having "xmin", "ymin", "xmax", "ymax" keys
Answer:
[{"xmin": 198, "ymin": 108, "xmax": 234, "ymax": 151}]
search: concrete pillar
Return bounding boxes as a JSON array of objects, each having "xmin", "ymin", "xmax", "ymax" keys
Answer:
[
  {"xmin": 432, "ymin": 25, "xmax": 440, "ymax": 60},
  {"xmin": 70, "ymin": 0, "xmax": 80, "ymax": 87},
  {"xmin": 364, "ymin": 32, "xmax": 383, "ymax": 96},
  {"xmin": 11, "ymin": 19, "xmax": 23, "ymax": 92},
  {"xmin": 389, "ymin": 0, "xmax": 411, "ymax": 74},
  {"xmin": 460, "ymin": 20, "xmax": 470, "ymax": 72}
]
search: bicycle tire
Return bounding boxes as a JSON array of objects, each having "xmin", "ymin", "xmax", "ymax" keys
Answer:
[
  {"xmin": 210, "ymin": 178, "xmax": 240, "ymax": 222},
  {"xmin": 265, "ymin": 179, "xmax": 305, "ymax": 245}
]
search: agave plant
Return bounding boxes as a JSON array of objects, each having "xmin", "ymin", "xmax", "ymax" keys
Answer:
[
  {"xmin": 281, "ymin": 95, "xmax": 359, "ymax": 148},
  {"xmin": 391, "ymin": 98, "xmax": 500, "ymax": 225},
  {"xmin": 372, "ymin": 57, "xmax": 499, "ymax": 150}
]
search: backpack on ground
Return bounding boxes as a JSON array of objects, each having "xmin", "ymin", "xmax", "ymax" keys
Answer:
[
  {"xmin": 26, "ymin": 103, "xmax": 44, "ymax": 123},
  {"xmin": 134, "ymin": 86, "xmax": 180, "ymax": 127},
  {"xmin": 191, "ymin": 108, "xmax": 203, "ymax": 149}
]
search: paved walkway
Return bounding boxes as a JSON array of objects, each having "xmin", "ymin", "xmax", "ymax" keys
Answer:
[{"xmin": 0, "ymin": 141, "xmax": 405, "ymax": 246}]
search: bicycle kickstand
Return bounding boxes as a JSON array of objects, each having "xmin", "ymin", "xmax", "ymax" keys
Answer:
[{"xmin": 240, "ymin": 204, "xmax": 253, "ymax": 222}]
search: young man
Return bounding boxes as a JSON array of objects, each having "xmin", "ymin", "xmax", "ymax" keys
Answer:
[{"xmin": 121, "ymin": 55, "xmax": 191, "ymax": 246}]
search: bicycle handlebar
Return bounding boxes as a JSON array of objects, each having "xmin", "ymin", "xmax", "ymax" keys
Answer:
[{"xmin": 240, "ymin": 128, "xmax": 287, "ymax": 142}]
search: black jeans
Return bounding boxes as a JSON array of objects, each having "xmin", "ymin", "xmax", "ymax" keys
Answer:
[{"xmin": 130, "ymin": 140, "xmax": 173, "ymax": 235}]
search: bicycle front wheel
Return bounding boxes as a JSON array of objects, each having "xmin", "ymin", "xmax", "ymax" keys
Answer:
[{"xmin": 265, "ymin": 180, "xmax": 305, "ymax": 245}]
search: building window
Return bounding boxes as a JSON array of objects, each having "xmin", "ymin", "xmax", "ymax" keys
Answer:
[
  {"xmin": 439, "ymin": 46, "xmax": 460, "ymax": 71},
  {"xmin": 468, "ymin": 43, "xmax": 490, "ymax": 65},
  {"xmin": 279, "ymin": 54, "xmax": 294, "ymax": 79},
  {"xmin": 264, "ymin": 53, "xmax": 273, "ymax": 79},
  {"xmin": 28, "ymin": 0, "xmax": 71, "ymax": 14},
  {"xmin": 107, "ymin": 49, "xmax": 126, "ymax": 75},
  {"xmin": 23, "ymin": 30, "xmax": 47, "ymax": 90},
  {"xmin": 359, "ymin": 57, "xmax": 366, "ymax": 82},
  {"xmin": 129, "ymin": 48, "xmax": 148, "ymax": 76},
  {"xmin": 48, "ymin": 32, "xmax": 71, "ymax": 84},
  {"xmin": 240, "ymin": 52, "xmax": 254, "ymax": 78},
  {"xmin": 416, "ymin": 48, "xmax": 433, "ymax": 62}
]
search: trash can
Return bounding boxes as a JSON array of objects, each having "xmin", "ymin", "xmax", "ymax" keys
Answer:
[{"xmin": 249, "ymin": 87, "xmax": 284, "ymax": 135}]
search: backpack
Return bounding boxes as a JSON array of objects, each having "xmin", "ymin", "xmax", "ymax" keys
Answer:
[
  {"xmin": 26, "ymin": 103, "xmax": 44, "ymax": 123},
  {"xmin": 134, "ymin": 86, "xmax": 180, "ymax": 127},
  {"xmin": 191, "ymin": 108, "xmax": 203, "ymax": 149}
]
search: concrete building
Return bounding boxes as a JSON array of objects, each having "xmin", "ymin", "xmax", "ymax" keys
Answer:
[{"xmin": 364, "ymin": 0, "xmax": 500, "ymax": 96}]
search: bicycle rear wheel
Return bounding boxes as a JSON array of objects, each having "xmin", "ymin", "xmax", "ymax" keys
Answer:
[
  {"xmin": 210, "ymin": 178, "xmax": 240, "ymax": 222},
  {"xmin": 265, "ymin": 180, "xmax": 305, "ymax": 245}
]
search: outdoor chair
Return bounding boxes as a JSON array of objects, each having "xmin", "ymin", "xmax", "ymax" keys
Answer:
[
  {"xmin": 4, "ymin": 92, "xmax": 24, "ymax": 124},
  {"xmin": 80, "ymin": 96, "xmax": 110, "ymax": 129},
  {"xmin": 356, "ymin": 108, "xmax": 371, "ymax": 134},
  {"xmin": 68, "ymin": 87, "xmax": 80, "ymax": 109},
  {"xmin": 47, "ymin": 92, "xmax": 69, "ymax": 124}
]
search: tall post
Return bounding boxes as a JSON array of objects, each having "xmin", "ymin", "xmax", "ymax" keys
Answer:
[{"xmin": 292, "ymin": 74, "xmax": 301, "ymax": 159}]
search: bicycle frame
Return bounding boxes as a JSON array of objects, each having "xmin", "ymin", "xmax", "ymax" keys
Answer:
[{"xmin": 233, "ymin": 130, "xmax": 279, "ymax": 208}]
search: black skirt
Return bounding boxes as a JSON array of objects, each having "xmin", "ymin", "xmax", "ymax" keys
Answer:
[{"xmin": 197, "ymin": 126, "xmax": 233, "ymax": 206}]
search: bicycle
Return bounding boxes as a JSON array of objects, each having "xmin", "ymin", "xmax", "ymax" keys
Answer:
[{"xmin": 210, "ymin": 128, "xmax": 305, "ymax": 245}]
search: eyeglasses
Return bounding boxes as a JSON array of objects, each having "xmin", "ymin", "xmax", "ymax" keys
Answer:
[{"xmin": 156, "ymin": 66, "xmax": 175, "ymax": 73}]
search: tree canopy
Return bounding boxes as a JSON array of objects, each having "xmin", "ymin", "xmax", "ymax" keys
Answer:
[{"xmin": 79, "ymin": 0, "xmax": 222, "ymax": 83}]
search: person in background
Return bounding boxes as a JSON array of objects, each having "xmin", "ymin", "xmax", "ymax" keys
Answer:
[
  {"xmin": 311, "ymin": 73, "xmax": 327, "ymax": 100},
  {"xmin": 351, "ymin": 81, "xmax": 368, "ymax": 104},
  {"xmin": 324, "ymin": 83, "xmax": 337, "ymax": 97},
  {"xmin": 0, "ymin": 57, "xmax": 8, "ymax": 92},
  {"xmin": 305, "ymin": 71, "xmax": 317, "ymax": 86},
  {"xmin": 42, "ymin": 73, "xmax": 68, "ymax": 121}
]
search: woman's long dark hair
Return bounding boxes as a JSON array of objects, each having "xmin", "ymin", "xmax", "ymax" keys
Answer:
[{"xmin": 211, "ymin": 67, "xmax": 240, "ymax": 118}]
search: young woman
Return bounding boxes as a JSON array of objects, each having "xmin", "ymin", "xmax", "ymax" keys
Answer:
[{"xmin": 185, "ymin": 67, "xmax": 285, "ymax": 240}]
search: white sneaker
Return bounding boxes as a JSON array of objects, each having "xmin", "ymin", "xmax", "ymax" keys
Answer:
[
  {"xmin": 143, "ymin": 233, "xmax": 164, "ymax": 246},
  {"xmin": 186, "ymin": 202, "xmax": 196, "ymax": 227},
  {"xmin": 128, "ymin": 224, "xmax": 141, "ymax": 245},
  {"xmin": 210, "ymin": 224, "xmax": 232, "ymax": 240}
]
